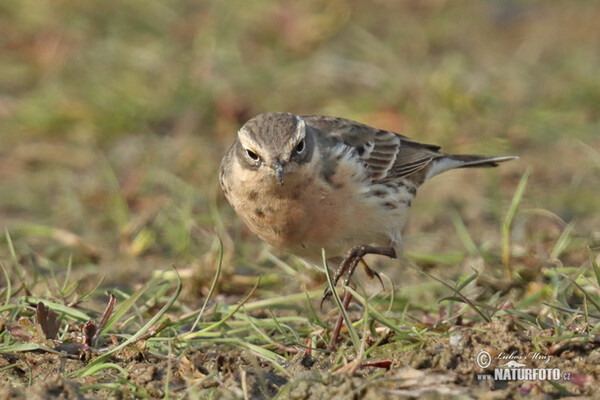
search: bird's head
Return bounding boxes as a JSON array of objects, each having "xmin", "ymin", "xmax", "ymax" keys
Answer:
[{"xmin": 235, "ymin": 112, "xmax": 316, "ymax": 185}]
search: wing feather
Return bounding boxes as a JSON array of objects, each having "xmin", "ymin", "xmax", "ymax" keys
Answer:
[{"xmin": 303, "ymin": 115, "xmax": 442, "ymax": 182}]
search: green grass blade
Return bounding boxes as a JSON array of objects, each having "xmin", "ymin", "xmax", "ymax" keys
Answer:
[
  {"xmin": 421, "ymin": 270, "xmax": 491, "ymax": 322},
  {"xmin": 69, "ymin": 266, "xmax": 182, "ymax": 378},
  {"xmin": 100, "ymin": 157, "xmax": 129, "ymax": 229},
  {"xmin": 0, "ymin": 343, "xmax": 41, "ymax": 353},
  {"xmin": 1, "ymin": 263, "xmax": 11, "ymax": 307},
  {"xmin": 236, "ymin": 340, "xmax": 289, "ymax": 376},
  {"xmin": 188, "ymin": 235, "xmax": 223, "ymax": 333},
  {"xmin": 550, "ymin": 222, "xmax": 576, "ymax": 260},
  {"xmin": 24, "ymin": 297, "xmax": 91, "ymax": 321},
  {"xmin": 79, "ymin": 362, "xmax": 129, "ymax": 378},
  {"xmin": 267, "ymin": 309, "xmax": 298, "ymax": 344},
  {"xmin": 456, "ymin": 271, "xmax": 479, "ymax": 292},
  {"xmin": 588, "ymin": 247, "xmax": 600, "ymax": 287},
  {"xmin": 61, "ymin": 254, "xmax": 73, "ymax": 295},
  {"xmin": 5, "ymin": 230, "xmax": 27, "ymax": 287},
  {"xmin": 242, "ymin": 290, "xmax": 323, "ymax": 312},
  {"xmin": 502, "ymin": 168, "xmax": 531, "ymax": 277},
  {"xmin": 451, "ymin": 211, "xmax": 480, "ymax": 256},
  {"xmin": 345, "ymin": 287, "xmax": 414, "ymax": 335},
  {"xmin": 305, "ymin": 292, "xmax": 326, "ymax": 328},
  {"xmin": 183, "ymin": 278, "xmax": 259, "ymax": 340},
  {"xmin": 404, "ymin": 251, "xmax": 463, "ymax": 265},
  {"xmin": 263, "ymin": 250, "xmax": 298, "ymax": 276},
  {"xmin": 322, "ymin": 249, "xmax": 360, "ymax": 350},
  {"xmin": 100, "ymin": 285, "xmax": 147, "ymax": 337}
]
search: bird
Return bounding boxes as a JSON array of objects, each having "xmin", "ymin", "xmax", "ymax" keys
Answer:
[{"xmin": 219, "ymin": 112, "xmax": 517, "ymax": 302}]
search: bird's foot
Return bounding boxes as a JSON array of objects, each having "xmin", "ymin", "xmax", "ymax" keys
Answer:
[{"xmin": 320, "ymin": 245, "xmax": 396, "ymax": 308}]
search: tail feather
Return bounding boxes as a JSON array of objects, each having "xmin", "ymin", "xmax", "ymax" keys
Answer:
[
  {"xmin": 451, "ymin": 155, "xmax": 519, "ymax": 168},
  {"xmin": 425, "ymin": 154, "xmax": 518, "ymax": 182}
]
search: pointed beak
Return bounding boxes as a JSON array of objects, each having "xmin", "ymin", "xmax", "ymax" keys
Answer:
[{"xmin": 270, "ymin": 158, "xmax": 284, "ymax": 185}]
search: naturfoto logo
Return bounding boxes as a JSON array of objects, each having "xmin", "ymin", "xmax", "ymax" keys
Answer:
[{"xmin": 475, "ymin": 350, "xmax": 569, "ymax": 382}]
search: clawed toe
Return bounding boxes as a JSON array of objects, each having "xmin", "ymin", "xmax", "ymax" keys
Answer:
[
  {"xmin": 359, "ymin": 259, "xmax": 385, "ymax": 291},
  {"xmin": 321, "ymin": 245, "xmax": 394, "ymax": 311},
  {"xmin": 373, "ymin": 269, "xmax": 385, "ymax": 291},
  {"xmin": 320, "ymin": 286, "xmax": 333, "ymax": 310}
]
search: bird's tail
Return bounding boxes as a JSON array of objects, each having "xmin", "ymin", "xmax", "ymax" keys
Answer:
[
  {"xmin": 425, "ymin": 154, "xmax": 518, "ymax": 182},
  {"xmin": 451, "ymin": 154, "xmax": 519, "ymax": 169}
]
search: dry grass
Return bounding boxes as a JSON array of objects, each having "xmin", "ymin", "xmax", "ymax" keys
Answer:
[{"xmin": 1, "ymin": 1, "xmax": 600, "ymax": 398}]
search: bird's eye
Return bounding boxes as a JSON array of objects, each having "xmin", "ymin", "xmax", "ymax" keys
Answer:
[
  {"xmin": 294, "ymin": 139, "xmax": 305, "ymax": 154},
  {"xmin": 246, "ymin": 149, "xmax": 260, "ymax": 161}
]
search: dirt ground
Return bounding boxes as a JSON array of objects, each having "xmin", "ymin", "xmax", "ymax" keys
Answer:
[
  {"xmin": 2, "ymin": 1, "xmax": 600, "ymax": 399},
  {"xmin": 2, "ymin": 315, "xmax": 599, "ymax": 399}
]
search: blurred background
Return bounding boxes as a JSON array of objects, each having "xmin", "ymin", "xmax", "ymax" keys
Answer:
[{"xmin": 1, "ymin": 0, "xmax": 599, "ymax": 298}]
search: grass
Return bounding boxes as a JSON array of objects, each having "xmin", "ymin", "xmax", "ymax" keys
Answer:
[
  {"xmin": 1, "ymin": 0, "xmax": 600, "ymax": 398},
  {"xmin": 2, "ymin": 166, "xmax": 599, "ymax": 397}
]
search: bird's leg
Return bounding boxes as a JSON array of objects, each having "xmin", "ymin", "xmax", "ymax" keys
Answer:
[
  {"xmin": 321, "ymin": 245, "xmax": 396, "ymax": 307},
  {"xmin": 322, "ymin": 245, "xmax": 396, "ymax": 350},
  {"xmin": 320, "ymin": 256, "xmax": 358, "ymax": 309},
  {"xmin": 327, "ymin": 290, "xmax": 353, "ymax": 351}
]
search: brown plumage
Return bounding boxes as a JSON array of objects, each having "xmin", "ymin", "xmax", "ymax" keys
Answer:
[
  {"xmin": 220, "ymin": 112, "xmax": 517, "ymax": 347},
  {"xmin": 220, "ymin": 112, "xmax": 517, "ymax": 269}
]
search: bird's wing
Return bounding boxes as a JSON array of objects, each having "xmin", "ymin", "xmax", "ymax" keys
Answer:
[{"xmin": 302, "ymin": 115, "xmax": 442, "ymax": 183}]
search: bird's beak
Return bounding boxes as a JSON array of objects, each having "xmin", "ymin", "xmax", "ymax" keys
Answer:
[{"xmin": 270, "ymin": 158, "xmax": 284, "ymax": 185}]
